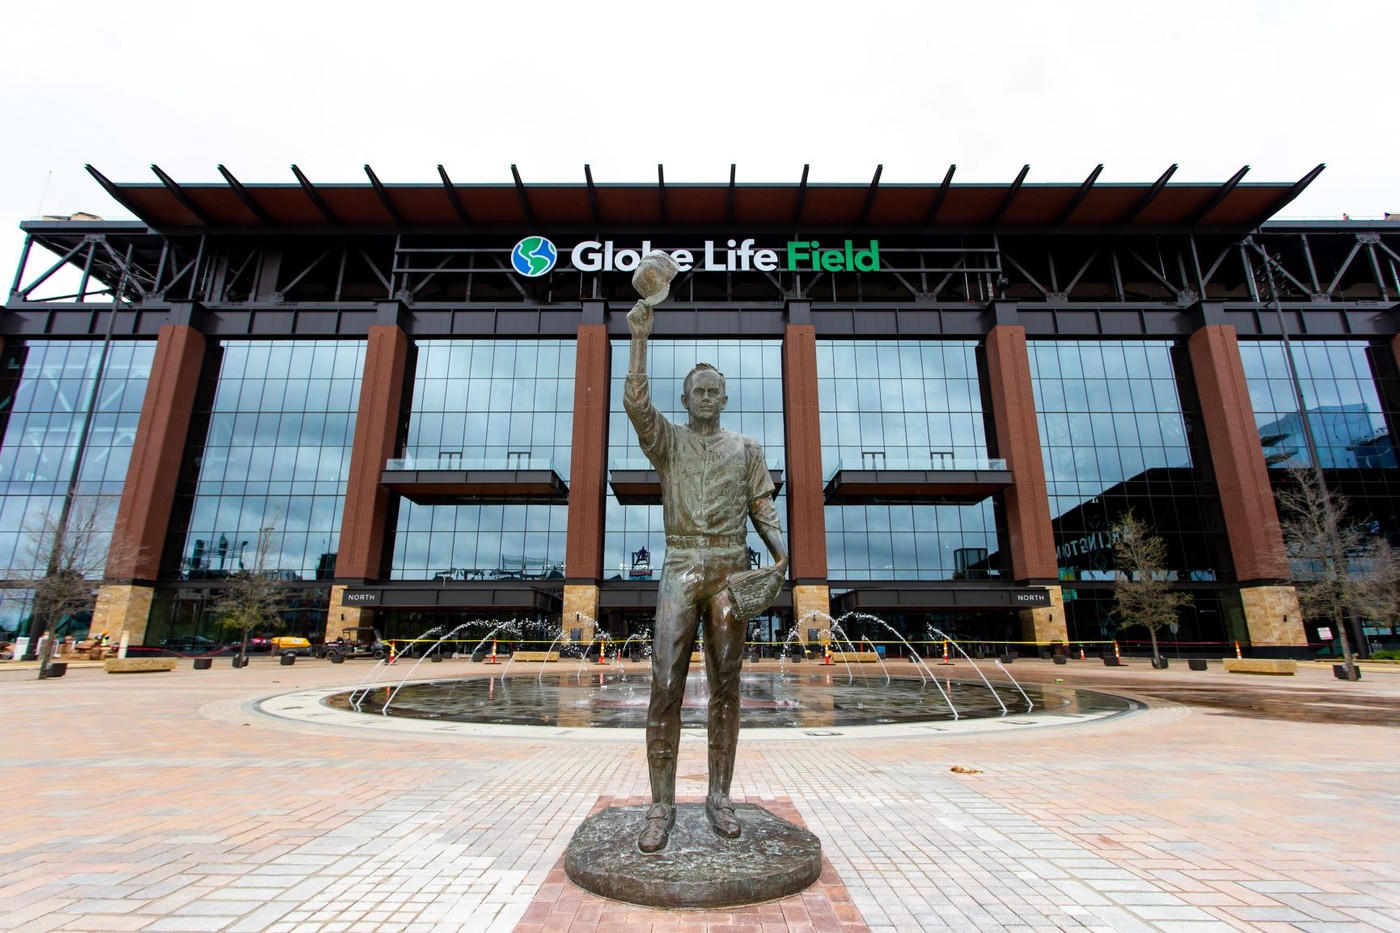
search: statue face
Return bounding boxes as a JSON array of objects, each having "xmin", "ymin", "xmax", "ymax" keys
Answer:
[{"xmin": 682, "ymin": 370, "xmax": 727, "ymax": 424}]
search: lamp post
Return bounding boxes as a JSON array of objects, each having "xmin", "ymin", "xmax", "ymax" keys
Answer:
[{"xmin": 1254, "ymin": 239, "xmax": 1364, "ymax": 676}]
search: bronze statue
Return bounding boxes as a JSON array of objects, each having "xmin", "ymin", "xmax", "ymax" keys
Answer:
[{"xmin": 624, "ymin": 252, "xmax": 788, "ymax": 853}]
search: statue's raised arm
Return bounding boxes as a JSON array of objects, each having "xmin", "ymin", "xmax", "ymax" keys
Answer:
[{"xmin": 623, "ymin": 253, "xmax": 678, "ymax": 451}]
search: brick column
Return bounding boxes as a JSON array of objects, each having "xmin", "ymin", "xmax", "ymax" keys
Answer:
[
  {"xmin": 563, "ymin": 323, "xmax": 611, "ymax": 643},
  {"xmin": 782, "ymin": 324, "xmax": 829, "ymax": 622},
  {"xmin": 327, "ymin": 325, "xmax": 408, "ymax": 640},
  {"xmin": 1188, "ymin": 325, "xmax": 1306, "ymax": 651},
  {"xmin": 983, "ymin": 326, "xmax": 1065, "ymax": 644},
  {"xmin": 94, "ymin": 324, "xmax": 206, "ymax": 645}
]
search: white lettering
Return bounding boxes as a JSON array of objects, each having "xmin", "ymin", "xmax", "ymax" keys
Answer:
[
  {"xmin": 671, "ymin": 249, "xmax": 694, "ymax": 271},
  {"xmin": 704, "ymin": 240, "xmax": 724, "ymax": 271},
  {"xmin": 572, "ymin": 241, "xmax": 603, "ymax": 272},
  {"xmin": 754, "ymin": 249, "xmax": 778, "ymax": 272}
]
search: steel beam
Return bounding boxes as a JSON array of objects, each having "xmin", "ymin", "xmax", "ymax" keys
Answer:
[
  {"xmin": 855, "ymin": 164, "xmax": 883, "ymax": 225},
  {"xmin": 1053, "ymin": 164, "xmax": 1103, "ymax": 226},
  {"xmin": 922, "ymin": 164, "xmax": 957, "ymax": 225},
  {"xmin": 1188, "ymin": 165, "xmax": 1250, "ymax": 225},
  {"xmin": 9, "ymin": 235, "xmax": 33, "ymax": 298},
  {"xmin": 726, "ymin": 164, "xmax": 737, "ymax": 224},
  {"xmin": 84, "ymin": 165, "xmax": 149, "ymax": 222},
  {"xmin": 510, "ymin": 164, "xmax": 536, "ymax": 226},
  {"xmin": 217, "ymin": 165, "xmax": 275, "ymax": 225},
  {"xmin": 1120, "ymin": 164, "xmax": 1177, "ymax": 226},
  {"xmin": 792, "ymin": 164, "xmax": 809, "ymax": 227},
  {"xmin": 584, "ymin": 164, "xmax": 601, "ymax": 226},
  {"xmin": 1253, "ymin": 163, "xmax": 1326, "ymax": 226},
  {"xmin": 364, "ymin": 164, "xmax": 405, "ymax": 226},
  {"xmin": 150, "ymin": 165, "xmax": 214, "ymax": 226},
  {"xmin": 657, "ymin": 164, "xmax": 668, "ymax": 223},
  {"xmin": 291, "ymin": 165, "xmax": 341, "ymax": 226},
  {"xmin": 988, "ymin": 165, "xmax": 1029, "ymax": 226},
  {"xmin": 437, "ymin": 165, "xmax": 471, "ymax": 224}
]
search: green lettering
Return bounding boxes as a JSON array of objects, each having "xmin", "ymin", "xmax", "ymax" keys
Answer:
[
  {"xmin": 786, "ymin": 241, "xmax": 812, "ymax": 269},
  {"xmin": 854, "ymin": 240, "xmax": 880, "ymax": 272}
]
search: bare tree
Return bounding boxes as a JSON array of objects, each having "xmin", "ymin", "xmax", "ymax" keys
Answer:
[
  {"xmin": 1110, "ymin": 510, "xmax": 1193, "ymax": 667},
  {"xmin": 210, "ymin": 525, "xmax": 291, "ymax": 665},
  {"xmin": 1275, "ymin": 467, "xmax": 1400, "ymax": 679},
  {"xmin": 6, "ymin": 498, "xmax": 118, "ymax": 678}
]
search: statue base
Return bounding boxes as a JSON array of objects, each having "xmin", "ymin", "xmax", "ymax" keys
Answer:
[{"xmin": 564, "ymin": 803, "xmax": 822, "ymax": 908}]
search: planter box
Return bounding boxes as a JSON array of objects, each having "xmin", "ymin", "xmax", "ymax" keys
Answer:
[
  {"xmin": 1151, "ymin": 658, "xmax": 1170, "ymax": 669},
  {"xmin": 998, "ymin": 654, "xmax": 1015, "ymax": 664},
  {"xmin": 1333, "ymin": 664, "xmax": 1362, "ymax": 681},
  {"xmin": 1187, "ymin": 658, "xmax": 1208, "ymax": 671},
  {"xmin": 1222, "ymin": 658, "xmax": 1297, "ymax": 675},
  {"xmin": 279, "ymin": 652, "xmax": 296, "ymax": 665},
  {"xmin": 1102, "ymin": 657, "xmax": 1120, "ymax": 666},
  {"xmin": 231, "ymin": 656, "xmax": 249, "ymax": 668},
  {"xmin": 193, "ymin": 657, "xmax": 213, "ymax": 670},
  {"xmin": 45, "ymin": 662, "xmax": 68, "ymax": 678},
  {"xmin": 1052, "ymin": 655, "xmax": 1068, "ymax": 665},
  {"xmin": 105, "ymin": 658, "xmax": 178, "ymax": 674}
]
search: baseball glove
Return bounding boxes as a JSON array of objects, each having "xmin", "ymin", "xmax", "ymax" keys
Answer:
[{"xmin": 724, "ymin": 566, "xmax": 785, "ymax": 623}]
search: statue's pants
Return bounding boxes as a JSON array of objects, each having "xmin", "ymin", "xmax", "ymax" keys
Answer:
[{"xmin": 647, "ymin": 543, "xmax": 748, "ymax": 806}]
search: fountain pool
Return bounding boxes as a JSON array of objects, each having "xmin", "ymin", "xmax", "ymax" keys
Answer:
[{"xmin": 324, "ymin": 670, "xmax": 1133, "ymax": 729}]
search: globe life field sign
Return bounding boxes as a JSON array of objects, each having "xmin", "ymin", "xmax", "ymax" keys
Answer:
[{"xmin": 512, "ymin": 236, "xmax": 881, "ymax": 276}]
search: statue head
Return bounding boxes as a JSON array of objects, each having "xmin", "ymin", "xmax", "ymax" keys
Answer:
[{"xmin": 682, "ymin": 362, "xmax": 727, "ymax": 426}]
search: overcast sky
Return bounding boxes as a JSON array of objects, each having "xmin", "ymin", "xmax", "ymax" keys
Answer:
[{"xmin": 3, "ymin": 0, "xmax": 1397, "ymax": 280}]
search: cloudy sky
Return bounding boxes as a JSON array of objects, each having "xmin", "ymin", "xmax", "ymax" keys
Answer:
[{"xmin": 2, "ymin": 0, "xmax": 1396, "ymax": 277}]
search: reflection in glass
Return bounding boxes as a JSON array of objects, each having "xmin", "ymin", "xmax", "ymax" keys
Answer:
[
  {"xmin": 605, "ymin": 339, "xmax": 786, "ymax": 580},
  {"xmin": 818, "ymin": 340, "xmax": 998, "ymax": 580},
  {"xmin": 390, "ymin": 340, "xmax": 575, "ymax": 581},
  {"xmin": 1029, "ymin": 339, "xmax": 1218, "ymax": 585},
  {"xmin": 0, "ymin": 340, "xmax": 154, "ymax": 579},
  {"xmin": 179, "ymin": 340, "xmax": 365, "ymax": 582}
]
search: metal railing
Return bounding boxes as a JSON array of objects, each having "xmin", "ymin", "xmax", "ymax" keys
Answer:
[{"xmin": 386, "ymin": 457, "xmax": 554, "ymax": 471}]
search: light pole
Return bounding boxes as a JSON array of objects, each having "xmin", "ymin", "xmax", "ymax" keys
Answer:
[{"xmin": 1253, "ymin": 238, "xmax": 1364, "ymax": 676}]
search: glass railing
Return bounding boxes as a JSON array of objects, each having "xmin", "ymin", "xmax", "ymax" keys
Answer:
[
  {"xmin": 386, "ymin": 457, "xmax": 555, "ymax": 472},
  {"xmin": 609, "ymin": 457, "xmax": 785, "ymax": 471},
  {"xmin": 827, "ymin": 456, "xmax": 1007, "ymax": 479}
]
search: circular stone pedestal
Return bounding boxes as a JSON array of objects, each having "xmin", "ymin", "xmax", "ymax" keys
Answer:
[{"xmin": 565, "ymin": 803, "xmax": 822, "ymax": 908}]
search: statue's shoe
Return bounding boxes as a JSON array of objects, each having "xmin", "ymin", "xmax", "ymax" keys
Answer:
[
  {"xmin": 705, "ymin": 798, "xmax": 742, "ymax": 839},
  {"xmin": 637, "ymin": 803, "xmax": 675, "ymax": 853}
]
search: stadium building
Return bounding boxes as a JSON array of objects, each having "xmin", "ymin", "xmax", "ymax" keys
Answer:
[{"xmin": 4, "ymin": 162, "xmax": 1399, "ymax": 659}]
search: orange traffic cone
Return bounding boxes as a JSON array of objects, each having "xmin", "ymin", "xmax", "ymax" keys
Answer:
[
  {"xmin": 1234, "ymin": 640, "xmax": 1242, "ymax": 658},
  {"xmin": 487, "ymin": 639, "xmax": 498, "ymax": 664},
  {"xmin": 823, "ymin": 644, "xmax": 832, "ymax": 665}
]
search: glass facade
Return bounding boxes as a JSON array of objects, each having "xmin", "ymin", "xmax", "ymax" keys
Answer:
[
  {"xmin": 817, "ymin": 340, "xmax": 999, "ymax": 580},
  {"xmin": 0, "ymin": 340, "xmax": 154, "ymax": 637},
  {"xmin": 390, "ymin": 340, "xmax": 574, "ymax": 581},
  {"xmin": 1241, "ymin": 339, "xmax": 1400, "ymax": 547},
  {"xmin": 1029, "ymin": 340, "xmax": 1230, "ymax": 645},
  {"xmin": 605, "ymin": 339, "xmax": 785, "ymax": 581},
  {"xmin": 177, "ymin": 340, "xmax": 365, "ymax": 582},
  {"xmin": 1241, "ymin": 340, "xmax": 1395, "ymax": 471}
]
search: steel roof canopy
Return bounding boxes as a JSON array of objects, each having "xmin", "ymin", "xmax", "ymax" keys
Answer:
[{"xmin": 82, "ymin": 163, "xmax": 1326, "ymax": 233}]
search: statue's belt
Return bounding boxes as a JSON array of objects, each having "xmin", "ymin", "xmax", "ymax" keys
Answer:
[{"xmin": 665, "ymin": 534, "xmax": 747, "ymax": 549}]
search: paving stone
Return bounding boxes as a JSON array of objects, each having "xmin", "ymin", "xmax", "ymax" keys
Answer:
[{"xmin": 2, "ymin": 660, "xmax": 1399, "ymax": 932}]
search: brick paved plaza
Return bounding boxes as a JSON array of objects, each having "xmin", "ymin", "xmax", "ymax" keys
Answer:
[{"xmin": 1, "ymin": 656, "xmax": 1396, "ymax": 932}]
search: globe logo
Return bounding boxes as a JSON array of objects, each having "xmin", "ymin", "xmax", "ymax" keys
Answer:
[{"xmin": 511, "ymin": 236, "xmax": 558, "ymax": 277}]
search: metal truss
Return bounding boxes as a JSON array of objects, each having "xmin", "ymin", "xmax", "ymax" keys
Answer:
[{"xmin": 8, "ymin": 222, "xmax": 1398, "ymax": 324}]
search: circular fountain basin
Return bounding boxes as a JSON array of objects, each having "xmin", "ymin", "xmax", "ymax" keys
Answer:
[{"xmin": 324, "ymin": 670, "xmax": 1131, "ymax": 728}]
